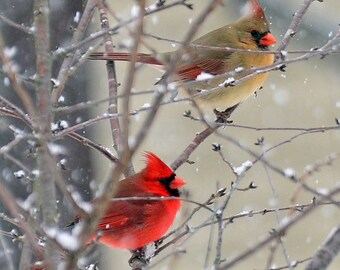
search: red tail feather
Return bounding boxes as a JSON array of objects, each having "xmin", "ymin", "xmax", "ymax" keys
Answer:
[{"xmin": 89, "ymin": 52, "xmax": 162, "ymax": 65}]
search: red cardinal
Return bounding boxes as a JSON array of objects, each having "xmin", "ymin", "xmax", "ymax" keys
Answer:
[
  {"xmin": 90, "ymin": 0, "xmax": 276, "ymax": 114},
  {"xmin": 85, "ymin": 152, "xmax": 186, "ymax": 250}
]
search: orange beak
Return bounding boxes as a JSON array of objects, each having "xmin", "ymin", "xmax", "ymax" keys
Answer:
[
  {"xmin": 259, "ymin": 32, "xmax": 276, "ymax": 46},
  {"xmin": 170, "ymin": 176, "xmax": 186, "ymax": 189}
]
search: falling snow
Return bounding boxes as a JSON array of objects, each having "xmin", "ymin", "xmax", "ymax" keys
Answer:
[
  {"xmin": 73, "ymin": 11, "xmax": 81, "ymax": 23},
  {"xmin": 317, "ymin": 188, "xmax": 329, "ymax": 195},
  {"xmin": 273, "ymin": 88, "xmax": 290, "ymax": 106},
  {"xmin": 128, "ymin": 136, "xmax": 136, "ymax": 149},
  {"xmin": 71, "ymin": 191, "xmax": 93, "ymax": 213},
  {"xmin": 45, "ymin": 227, "xmax": 80, "ymax": 251},
  {"xmin": 18, "ymin": 193, "xmax": 36, "ymax": 212},
  {"xmin": 280, "ymin": 216, "xmax": 292, "ymax": 226},
  {"xmin": 56, "ymin": 231, "xmax": 80, "ymax": 251},
  {"xmin": 3, "ymin": 77, "xmax": 10, "ymax": 86},
  {"xmin": 151, "ymin": 15, "xmax": 158, "ymax": 24},
  {"xmin": 130, "ymin": 5, "xmax": 140, "ymax": 16},
  {"xmin": 4, "ymin": 46, "xmax": 17, "ymax": 58},
  {"xmin": 48, "ymin": 143, "xmax": 67, "ymax": 155},
  {"xmin": 76, "ymin": 117, "xmax": 82, "ymax": 123},
  {"xmin": 32, "ymin": 169, "xmax": 40, "ymax": 177}
]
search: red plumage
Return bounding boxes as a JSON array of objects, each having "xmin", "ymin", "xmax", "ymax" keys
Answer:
[{"xmin": 87, "ymin": 152, "xmax": 186, "ymax": 249}]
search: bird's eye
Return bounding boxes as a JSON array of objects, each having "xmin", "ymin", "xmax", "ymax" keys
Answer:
[
  {"xmin": 159, "ymin": 173, "xmax": 180, "ymax": 197},
  {"xmin": 250, "ymin": 30, "xmax": 261, "ymax": 39},
  {"xmin": 159, "ymin": 173, "xmax": 176, "ymax": 186}
]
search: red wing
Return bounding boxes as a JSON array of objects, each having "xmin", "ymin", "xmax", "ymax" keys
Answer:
[
  {"xmin": 96, "ymin": 198, "xmax": 154, "ymax": 232},
  {"xmin": 177, "ymin": 58, "xmax": 226, "ymax": 80},
  {"xmin": 90, "ymin": 51, "xmax": 229, "ymax": 81},
  {"xmin": 97, "ymin": 203, "xmax": 130, "ymax": 232}
]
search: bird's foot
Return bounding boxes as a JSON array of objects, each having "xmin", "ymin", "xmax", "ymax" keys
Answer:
[
  {"xmin": 214, "ymin": 108, "xmax": 233, "ymax": 124},
  {"xmin": 213, "ymin": 104, "xmax": 239, "ymax": 124},
  {"xmin": 129, "ymin": 247, "xmax": 149, "ymax": 268},
  {"xmin": 154, "ymin": 238, "xmax": 163, "ymax": 249}
]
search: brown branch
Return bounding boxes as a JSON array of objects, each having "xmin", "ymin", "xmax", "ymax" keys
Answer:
[
  {"xmin": 290, "ymin": 153, "xmax": 340, "ymax": 206},
  {"xmin": 305, "ymin": 226, "xmax": 340, "ymax": 270},
  {"xmin": 33, "ymin": 0, "xmax": 57, "ymax": 268},
  {"xmin": 51, "ymin": 0, "xmax": 97, "ymax": 105},
  {"xmin": 0, "ymin": 95, "xmax": 34, "ymax": 128},
  {"xmin": 118, "ymin": 0, "xmax": 147, "ymax": 179},
  {"xmin": 171, "ymin": 125, "xmax": 217, "ymax": 170},
  {"xmin": 276, "ymin": 0, "xmax": 318, "ymax": 55},
  {"xmin": 34, "ymin": 0, "xmax": 55, "ymax": 218},
  {"xmin": 97, "ymin": 1, "xmax": 120, "ymax": 151},
  {"xmin": 0, "ymin": 14, "xmax": 33, "ymax": 35},
  {"xmin": 67, "ymin": 131, "xmax": 118, "ymax": 162},
  {"xmin": 96, "ymin": 0, "xmax": 136, "ymax": 176},
  {"xmin": 0, "ymin": 179, "xmax": 42, "ymax": 256}
]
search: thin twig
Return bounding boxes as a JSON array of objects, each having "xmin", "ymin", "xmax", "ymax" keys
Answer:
[
  {"xmin": 0, "ymin": 14, "xmax": 33, "ymax": 35},
  {"xmin": 276, "ymin": 0, "xmax": 317, "ymax": 55},
  {"xmin": 171, "ymin": 125, "xmax": 217, "ymax": 170},
  {"xmin": 261, "ymin": 147, "xmax": 293, "ymax": 270},
  {"xmin": 216, "ymin": 131, "xmax": 340, "ymax": 206},
  {"xmin": 0, "ymin": 179, "xmax": 42, "ymax": 256},
  {"xmin": 216, "ymin": 187, "xmax": 340, "ymax": 270},
  {"xmin": 68, "ymin": 131, "xmax": 118, "ymax": 162},
  {"xmin": 0, "ymin": 33, "xmax": 36, "ymax": 120},
  {"xmin": 51, "ymin": 0, "xmax": 97, "ymax": 105}
]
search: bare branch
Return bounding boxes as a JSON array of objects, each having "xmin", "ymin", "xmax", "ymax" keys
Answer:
[
  {"xmin": 305, "ymin": 226, "xmax": 340, "ymax": 270},
  {"xmin": 0, "ymin": 14, "xmax": 33, "ymax": 35},
  {"xmin": 51, "ymin": 0, "xmax": 97, "ymax": 105}
]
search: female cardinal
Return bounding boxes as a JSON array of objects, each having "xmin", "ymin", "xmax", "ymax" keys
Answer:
[
  {"xmin": 90, "ymin": 0, "xmax": 276, "ymax": 115},
  {"xmin": 79, "ymin": 152, "xmax": 186, "ymax": 250}
]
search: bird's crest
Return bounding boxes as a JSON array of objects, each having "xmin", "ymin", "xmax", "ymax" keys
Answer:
[
  {"xmin": 143, "ymin": 152, "xmax": 174, "ymax": 180},
  {"xmin": 248, "ymin": 0, "xmax": 265, "ymax": 19}
]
